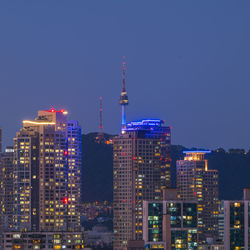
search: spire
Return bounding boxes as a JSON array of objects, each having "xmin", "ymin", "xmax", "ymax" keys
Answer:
[
  {"xmin": 120, "ymin": 57, "xmax": 129, "ymax": 129},
  {"xmin": 122, "ymin": 57, "xmax": 126, "ymax": 92}
]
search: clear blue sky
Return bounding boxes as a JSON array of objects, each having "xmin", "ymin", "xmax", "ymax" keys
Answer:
[{"xmin": 0, "ymin": 0, "xmax": 250, "ymax": 150}]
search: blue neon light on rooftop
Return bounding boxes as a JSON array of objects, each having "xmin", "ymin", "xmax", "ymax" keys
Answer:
[
  {"xmin": 183, "ymin": 150, "xmax": 211, "ymax": 154},
  {"xmin": 126, "ymin": 119, "xmax": 164, "ymax": 130},
  {"xmin": 124, "ymin": 119, "xmax": 167, "ymax": 132},
  {"xmin": 126, "ymin": 119, "xmax": 163, "ymax": 127}
]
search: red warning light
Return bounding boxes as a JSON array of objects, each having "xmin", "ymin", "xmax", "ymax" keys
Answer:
[
  {"xmin": 63, "ymin": 198, "xmax": 69, "ymax": 204},
  {"xmin": 51, "ymin": 109, "xmax": 55, "ymax": 112},
  {"xmin": 64, "ymin": 151, "xmax": 68, "ymax": 156}
]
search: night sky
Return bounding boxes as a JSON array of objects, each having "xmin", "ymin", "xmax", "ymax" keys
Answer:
[{"xmin": 0, "ymin": 1, "xmax": 250, "ymax": 150}]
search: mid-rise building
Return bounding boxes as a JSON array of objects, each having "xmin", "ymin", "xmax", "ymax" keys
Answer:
[
  {"xmin": 143, "ymin": 188, "xmax": 198, "ymax": 250},
  {"xmin": 176, "ymin": 151, "xmax": 219, "ymax": 243},
  {"xmin": 113, "ymin": 119, "xmax": 171, "ymax": 249},
  {"xmin": 12, "ymin": 109, "xmax": 81, "ymax": 232},
  {"xmin": 223, "ymin": 188, "xmax": 250, "ymax": 249},
  {"xmin": 2, "ymin": 231, "xmax": 84, "ymax": 249}
]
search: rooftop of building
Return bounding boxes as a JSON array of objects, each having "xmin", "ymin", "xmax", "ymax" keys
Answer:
[
  {"xmin": 43, "ymin": 108, "xmax": 68, "ymax": 115},
  {"xmin": 183, "ymin": 150, "xmax": 211, "ymax": 154},
  {"xmin": 124, "ymin": 119, "xmax": 170, "ymax": 131},
  {"xmin": 182, "ymin": 150, "xmax": 211, "ymax": 161}
]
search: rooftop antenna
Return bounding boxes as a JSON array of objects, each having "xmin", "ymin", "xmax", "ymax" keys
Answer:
[{"xmin": 97, "ymin": 96, "xmax": 104, "ymax": 142}]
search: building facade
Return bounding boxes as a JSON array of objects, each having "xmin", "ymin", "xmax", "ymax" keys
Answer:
[
  {"xmin": 12, "ymin": 109, "xmax": 81, "ymax": 232},
  {"xmin": 143, "ymin": 189, "xmax": 198, "ymax": 250},
  {"xmin": 223, "ymin": 188, "xmax": 250, "ymax": 249},
  {"xmin": 67, "ymin": 120, "xmax": 82, "ymax": 231},
  {"xmin": 113, "ymin": 119, "xmax": 171, "ymax": 249},
  {"xmin": 2, "ymin": 231, "xmax": 84, "ymax": 250},
  {"xmin": 0, "ymin": 147, "xmax": 14, "ymax": 232},
  {"xmin": 176, "ymin": 151, "xmax": 219, "ymax": 243}
]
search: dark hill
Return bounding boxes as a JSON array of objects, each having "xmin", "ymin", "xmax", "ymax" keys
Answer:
[
  {"xmin": 82, "ymin": 133, "xmax": 114, "ymax": 202},
  {"xmin": 82, "ymin": 133, "xmax": 250, "ymax": 201}
]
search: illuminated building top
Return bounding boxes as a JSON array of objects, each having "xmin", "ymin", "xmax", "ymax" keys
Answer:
[
  {"xmin": 22, "ymin": 120, "xmax": 55, "ymax": 125},
  {"xmin": 22, "ymin": 108, "xmax": 68, "ymax": 132},
  {"xmin": 183, "ymin": 150, "xmax": 211, "ymax": 161},
  {"xmin": 122, "ymin": 119, "xmax": 171, "ymax": 140},
  {"xmin": 125, "ymin": 119, "xmax": 165, "ymax": 130}
]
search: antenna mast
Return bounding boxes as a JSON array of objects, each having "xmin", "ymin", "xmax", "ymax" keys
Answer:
[{"xmin": 97, "ymin": 96, "xmax": 104, "ymax": 142}]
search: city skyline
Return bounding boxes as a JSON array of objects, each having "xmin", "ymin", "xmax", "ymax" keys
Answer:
[
  {"xmin": 1, "ymin": 1, "xmax": 250, "ymax": 150},
  {"xmin": 0, "ymin": 1, "xmax": 249, "ymax": 249}
]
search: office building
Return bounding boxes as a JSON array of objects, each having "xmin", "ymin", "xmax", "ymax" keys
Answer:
[
  {"xmin": 113, "ymin": 119, "xmax": 171, "ymax": 249},
  {"xmin": 223, "ymin": 188, "xmax": 250, "ymax": 249},
  {"xmin": 143, "ymin": 188, "xmax": 198, "ymax": 250},
  {"xmin": 176, "ymin": 151, "xmax": 219, "ymax": 243},
  {"xmin": 12, "ymin": 109, "xmax": 81, "ymax": 232}
]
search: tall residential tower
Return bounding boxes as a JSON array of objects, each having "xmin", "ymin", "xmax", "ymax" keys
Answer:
[
  {"xmin": 113, "ymin": 119, "xmax": 171, "ymax": 249},
  {"xmin": 0, "ymin": 146, "xmax": 14, "ymax": 231},
  {"xmin": 176, "ymin": 151, "xmax": 219, "ymax": 243},
  {"xmin": 12, "ymin": 109, "xmax": 81, "ymax": 232}
]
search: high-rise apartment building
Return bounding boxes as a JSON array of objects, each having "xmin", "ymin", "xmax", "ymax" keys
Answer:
[
  {"xmin": 176, "ymin": 151, "xmax": 219, "ymax": 243},
  {"xmin": 223, "ymin": 188, "xmax": 250, "ymax": 249},
  {"xmin": 13, "ymin": 128, "xmax": 40, "ymax": 231},
  {"xmin": 113, "ymin": 119, "xmax": 171, "ymax": 249},
  {"xmin": 0, "ymin": 147, "xmax": 14, "ymax": 231},
  {"xmin": 12, "ymin": 109, "xmax": 81, "ymax": 232},
  {"xmin": 67, "ymin": 120, "xmax": 82, "ymax": 231}
]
